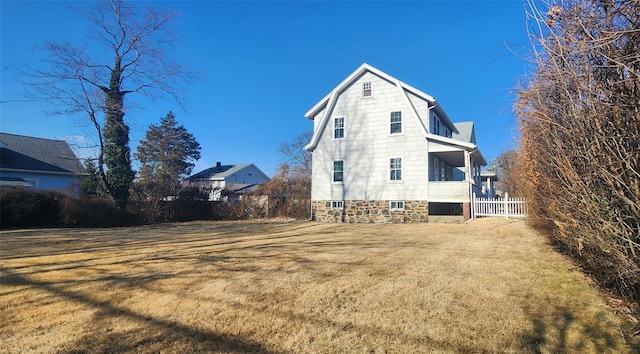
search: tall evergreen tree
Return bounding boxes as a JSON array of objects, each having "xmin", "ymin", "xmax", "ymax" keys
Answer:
[{"xmin": 135, "ymin": 111, "xmax": 201, "ymax": 199}]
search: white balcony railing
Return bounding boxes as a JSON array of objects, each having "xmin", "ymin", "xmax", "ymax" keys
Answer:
[{"xmin": 428, "ymin": 181, "xmax": 473, "ymax": 202}]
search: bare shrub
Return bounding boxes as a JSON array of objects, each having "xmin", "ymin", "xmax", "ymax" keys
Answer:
[
  {"xmin": 253, "ymin": 163, "xmax": 311, "ymax": 219},
  {"xmin": 516, "ymin": 0, "xmax": 640, "ymax": 301}
]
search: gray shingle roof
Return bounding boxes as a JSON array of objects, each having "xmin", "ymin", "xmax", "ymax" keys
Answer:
[
  {"xmin": 0, "ymin": 133, "xmax": 84, "ymax": 174},
  {"xmin": 452, "ymin": 122, "xmax": 476, "ymax": 144},
  {"xmin": 188, "ymin": 163, "xmax": 252, "ymax": 180}
]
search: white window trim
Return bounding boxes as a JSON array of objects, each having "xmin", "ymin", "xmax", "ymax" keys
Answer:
[
  {"xmin": 333, "ymin": 116, "xmax": 345, "ymax": 140},
  {"xmin": 389, "ymin": 110, "xmax": 403, "ymax": 135},
  {"xmin": 332, "ymin": 160, "xmax": 344, "ymax": 184},
  {"xmin": 388, "ymin": 156, "xmax": 404, "ymax": 183},
  {"xmin": 362, "ymin": 81, "xmax": 373, "ymax": 98},
  {"xmin": 331, "ymin": 201, "xmax": 344, "ymax": 210},
  {"xmin": 389, "ymin": 201, "xmax": 405, "ymax": 211}
]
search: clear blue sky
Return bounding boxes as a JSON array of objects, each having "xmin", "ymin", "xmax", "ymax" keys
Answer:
[{"xmin": 1, "ymin": 1, "xmax": 531, "ymax": 177}]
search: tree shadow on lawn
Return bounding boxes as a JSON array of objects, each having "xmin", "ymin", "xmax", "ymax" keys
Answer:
[
  {"xmin": 520, "ymin": 303, "xmax": 627, "ymax": 353},
  {"xmin": 1, "ymin": 268, "xmax": 277, "ymax": 354}
]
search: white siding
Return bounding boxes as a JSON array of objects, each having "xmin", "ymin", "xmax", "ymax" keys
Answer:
[
  {"xmin": 224, "ymin": 165, "xmax": 270, "ymax": 185},
  {"xmin": 311, "ymin": 72, "xmax": 430, "ymax": 201},
  {"xmin": 407, "ymin": 91, "xmax": 430, "ymax": 132}
]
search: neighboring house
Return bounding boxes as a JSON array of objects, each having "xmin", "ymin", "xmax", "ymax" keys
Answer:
[
  {"xmin": 480, "ymin": 169, "xmax": 499, "ymax": 199},
  {"xmin": 0, "ymin": 132, "xmax": 85, "ymax": 194},
  {"xmin": 304, "ymin": 63, "xmax": 487, "ymax": 223},
  {"xmin": 187, "ymin": 162, "xmax": 270, "ymax": 202}
]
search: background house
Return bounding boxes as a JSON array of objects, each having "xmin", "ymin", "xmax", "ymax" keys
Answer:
[
  {"xmin": 304, "ymin": 63, "xmax": 486, "ymax": 223},
  {"xmin": 0, "ymin": 132, "xmax": 85, "ymax": 194},
  {"xmin": 187, "ymin": 162, "xmax": 270, "ymax": 202}
]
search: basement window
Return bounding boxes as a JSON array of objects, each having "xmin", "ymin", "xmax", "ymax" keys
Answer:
[
  {"xmin": 389, "ymin": 201, "xmax": 405, "ymax": 211},
  {"xmin": 331, "ymin": 201, "xmax": 344, "ymax": 210}
]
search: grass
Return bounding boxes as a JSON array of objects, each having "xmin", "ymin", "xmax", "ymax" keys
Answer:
[{"xmin": 1, "ymin": 218, "xmax": 638, "ymax": 353}]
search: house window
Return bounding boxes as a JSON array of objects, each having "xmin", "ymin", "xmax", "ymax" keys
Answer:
[
  {"xmin": 334, "ymin": 116, "xmax": 344, "ymax": 139},
  {"xmin": 333, "ymin": 160, "xmax": 344, "ymax": 182},
  {"xmin": 433, "ymin": 157, "xmax": 447, "ymax": 181},
  {"xmin": 363, "ymin": 81, "xmax": 372, "ymax": 97},
  {"xmin": 390, "ymin": 111, "xmax": 402, "ymax": 134},
  {"xmin": 433, "ymin": 117, "xmax": 440, "ymax": 135},
  {"xmin": 390, "ymin": 158, "xmax": 402, "ymax": 181},
  {"xmin": 331, "ymin": 201, "xmax": 344, "ymax": 210},
  {"xmin": 390, "ymin": 201, "xmax": 405, "ymax": 210}
]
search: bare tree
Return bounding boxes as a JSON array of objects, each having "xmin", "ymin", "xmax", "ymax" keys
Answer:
[
  {"xmin": 279, "ymin": 131, "xmax": 312, "ymax": 178},
  {"xmin": 23, "ymin": 0, "xmax": 199, "ymax": 209},
  {"xmin": 493, "ymin": 150, "xmax": 524, "ymax": 197},
  {"xmin": 517, "ymin": 0, "xmax": 640, "ymax": 301},
  {"xmin": 255, "ymin": 163, "xmax": 311, "ymax": 219}
]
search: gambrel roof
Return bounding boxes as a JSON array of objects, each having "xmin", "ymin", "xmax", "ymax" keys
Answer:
[
  {"xmin": 0, "ymin": 132, "xmax": 84, "ymax": 175},
  {"xmin": 303, "ymin": 63, "xmax": 485, "ymax": 157}
]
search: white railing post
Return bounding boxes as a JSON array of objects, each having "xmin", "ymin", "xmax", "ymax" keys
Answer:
[{"xmin": 504, "ymin": 192, "xmax": 509, "ymax": 219}]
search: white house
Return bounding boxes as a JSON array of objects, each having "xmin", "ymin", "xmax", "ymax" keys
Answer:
[
  {"xmin": 187, "ymin": 162, "xmax": 270, "ymax": 202},
  {"xmin": 0, "ymin": 132, "xmax": 85, "ymax": 195},
  {"xmin": 304, "ymin": 63, "xmax": 486, "ymax": 223}
]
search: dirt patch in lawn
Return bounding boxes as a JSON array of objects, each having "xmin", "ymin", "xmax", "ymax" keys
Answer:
[{"xmin": 1, "ymin": 219, "xmax": 638, "ymax": 353}]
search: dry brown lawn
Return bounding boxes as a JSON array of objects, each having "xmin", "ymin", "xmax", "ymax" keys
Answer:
[{"xmin": 1, "ymin": 218, "xmax": 638, "ymax": 353}]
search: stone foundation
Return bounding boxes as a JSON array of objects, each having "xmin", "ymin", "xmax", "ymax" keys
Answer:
[{"xmin": 312, "ymin": 200, "xmax": 429, "ymax": 224}]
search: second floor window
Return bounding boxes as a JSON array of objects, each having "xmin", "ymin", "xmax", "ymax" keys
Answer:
[
  {"xmin": 363, "ymin": 81, "xmax": 372, "ymax": 97},
  {"xmin": 333, "ymin": 160, "xmax": 344, "ymax": 182},
  {"xmin": 390, "ymin": 158, "xmax": 402, "ymax": 181},
  {"xmin": 334, "ymin": 117, "xmax": 344, "ymax": 139},
  {"xmin": 390, "ymin": 111, "xmax": 402, "ymax": 134}
]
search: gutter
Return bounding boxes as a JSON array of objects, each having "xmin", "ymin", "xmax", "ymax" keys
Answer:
[{"xmin": 0, "ymin": 168, "xmax": 88, "ymax": 176}]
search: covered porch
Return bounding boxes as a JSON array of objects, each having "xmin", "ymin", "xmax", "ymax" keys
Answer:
[{"xmin": 426, "ymin": 139, "xmax": 486, "ymax": 221}]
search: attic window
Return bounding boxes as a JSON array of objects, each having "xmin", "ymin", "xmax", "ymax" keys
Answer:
[{"xmin": 363, "ymin": 81, "xmax": 372, "ymax": 97}]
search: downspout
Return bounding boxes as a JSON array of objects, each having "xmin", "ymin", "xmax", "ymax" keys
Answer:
[
  {"xmin": 426, "ymin": 103, "xmax": 434, "ymax": 203},
  {"xmin": 309, "ymin": 152, "xmax": 314, "ymax": 221}
]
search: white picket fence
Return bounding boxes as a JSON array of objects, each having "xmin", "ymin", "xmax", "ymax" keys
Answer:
[{"xmin": 472, "ymin": 192, "xmax": 528, "ymax": 219}]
